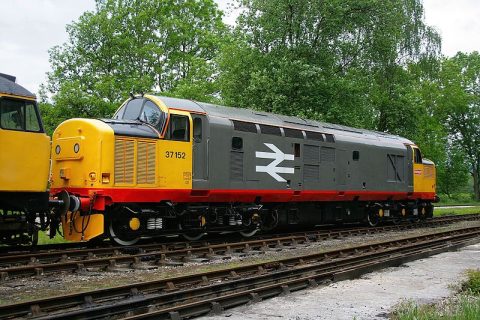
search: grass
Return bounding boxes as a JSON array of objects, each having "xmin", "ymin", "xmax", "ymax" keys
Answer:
[
  {"xmin": 38, "ymin": 230, "xmax": 68, "ymax": 245},
  {"xmin": 393, "ymin": 270, "xmax": 480, "ymax": 320},
  {"xmin": 434, "ymin": 206, "xmax": 480, "ymax": 216},
  {"xmin": 437, "ymin": 193, "xmax": 479, "ymax": 207}
]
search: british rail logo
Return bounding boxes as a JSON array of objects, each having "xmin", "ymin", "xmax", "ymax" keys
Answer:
[{"xmin": 255, "ymin": 143, "xmax": 294, "ymax": 182}]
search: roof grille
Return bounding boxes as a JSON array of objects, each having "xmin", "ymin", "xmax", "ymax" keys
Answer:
[
  {"xmin": 283, "ymin": 128, "xmax": 304, "ymax": 139},
  {"xmin": 232, "ymin": 120, "xmax": 257, "ymax": 133},
  {"xmin": 260, "ymin": 124, "xmax": 282, "ymax": 136}
]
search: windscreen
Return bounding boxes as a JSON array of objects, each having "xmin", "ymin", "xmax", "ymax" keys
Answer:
[{"xmin": 114, "ymin": 98, "xmax": 167, "ymax": 134}]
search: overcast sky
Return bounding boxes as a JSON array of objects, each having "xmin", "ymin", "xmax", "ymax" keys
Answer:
[{"xmin": 0, "ymin": 0, "xmax": 479, "ymax": 95}]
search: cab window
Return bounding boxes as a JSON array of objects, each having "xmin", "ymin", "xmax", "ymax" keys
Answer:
[
  {"xmin": 165, "ymin": 115, "xmax": 190, "ymax": 142},
  {"xmin": 114, "ymin": 98, "xmax": 167, "ymax": 133},
  {"xmin": 0, "ymin": 98, "xmax": 42, "ymax": 132},
  {"xmin": 140, "ymin": 101, "xmax": 164, "ymax": 127},
  {"xmin": 414, "ymin": 148, "xmax": 423, "ymax": 164}
]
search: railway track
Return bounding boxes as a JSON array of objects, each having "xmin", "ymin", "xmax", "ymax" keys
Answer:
[
  {"xmin": 0, "ymin": 214, "xmax": 479, "ymax": 281},
  {"xmin": 1, "ymin": 225, "xmax": 479, "ymax": 319},
  {"xmin": 2, "ymin": 212, "xmax": 477, "ymax": 256}
]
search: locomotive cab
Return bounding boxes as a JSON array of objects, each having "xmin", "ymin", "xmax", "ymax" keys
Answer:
[
  {"xmin": 411, "ymin": 145, "xmax": 436, "ymax": 217},
  {"xmin": 0, "ymin": 74, "xmax": 51, "ymax": 244},
  {"xmin": 51, "ymin": 95, "xmax": 195, "ymax": 244}
]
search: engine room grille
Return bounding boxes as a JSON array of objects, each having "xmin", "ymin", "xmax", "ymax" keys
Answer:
[
  {"xmin": 230, "ymin": 151, "xmax": 244, "ymax": 181},
  {"xmin": 424, "ymin": 164, "xmax": 434, "ymax": 178},
  {"xmin": 114, "ymin": 138, "xmax": 135, "ymax": 184},
  {"xmin": 137, "ymin": 141, "xmax": 156, "ymax": 184},
  {"xmin": 320, "ymin": 147, "xmax": 335, "ymax": 162},
  {"xmin": 304, "ymin": 164, "xmax": 320, "ymax": 181},
  {"xmin": 304, "ymin": 144, "xmax": 319, "ymax": 163}
]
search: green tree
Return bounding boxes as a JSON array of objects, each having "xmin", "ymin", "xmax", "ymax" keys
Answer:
[
  {"xmin": 219, "ymin": 0, "xmax": 440, "ymax": 136},
  {"xmin": 45, "ymin": 0, "xmax": 226, "ymax": 125},
  {"xmin": 439, "ymin": 52, "xmax": 480, "ymax": 201},
  {"xmin": 436, "ymin": 145, "xmax": 470, "ymax": 198}
]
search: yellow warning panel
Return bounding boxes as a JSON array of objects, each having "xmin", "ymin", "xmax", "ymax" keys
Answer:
[{"xmin": 61, "ymin": 212, "xmax": 104, "ymax": 242}]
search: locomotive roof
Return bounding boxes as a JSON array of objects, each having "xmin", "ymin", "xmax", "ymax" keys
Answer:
[
  {"xmin": 151, "ymin": 95, "xmax": 414, "ymax": 145},
  {"xmin": 0, "ymin": 73, "xmax": 35, "ymax": 99}
]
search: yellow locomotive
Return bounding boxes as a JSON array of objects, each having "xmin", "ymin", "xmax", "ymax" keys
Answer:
[
  {"xmin": 50, "ymin": 94, "xmax": 437, "ymax": 246},
  {"xmin": 0, "ymin": 73, "xmax": 51, "ymax": 244}
]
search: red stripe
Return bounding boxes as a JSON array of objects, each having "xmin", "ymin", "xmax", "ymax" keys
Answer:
[{"xmin": 50, "ymin": 187, "xmax": 436, "ymax": 204}]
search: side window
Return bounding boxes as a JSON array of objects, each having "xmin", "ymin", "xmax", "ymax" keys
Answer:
[
  {"xmin": 294, "ymin": 143, "xmax": 300, "ymax": 157},
  {"xmin": 0, "ymin": 98, "xmax": 41, "ymax": 132},
  {"xmin": 232, "ymin": 137, "xmax": 243, "ymax": 150},
  {"xmin": 193, "ymin": 118, "xmax": 202, "ymax": 142},
  {"xmin": 114, "ymin": 105, "xmax": 126, "ymax": 119},
  {"xmin": 25, "ymin": 103, "xmax": 41, "ymax": 132},
  {"xmin": 353, "ymin": 151, "xmax": 360, "ymax": 161},
  {"xmin": 0, "ymin": 100, "xmax": 24, "ymax": 130},
  {"xmin": 166, "ymin": 115, "xmax": 190, "ymax": 142},
  {"xmin": 414, "ymin": 148, "xmax": 422, "ymax": 164}
]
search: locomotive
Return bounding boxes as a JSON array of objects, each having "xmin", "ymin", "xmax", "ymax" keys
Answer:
[
  {"xmin": 0, "ymin": 73, "xmax": 52, "ymax": 244},
  {"xmin": 50, "ymin": 95, "xmax": 437, "ymax": 245}
]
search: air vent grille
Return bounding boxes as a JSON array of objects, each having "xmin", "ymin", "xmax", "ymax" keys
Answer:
[
  {"xmin": 137, "ymin": 141, "xmax": 156, "ymax": 184},
  {"xmin": 320, "ymin": 147, "xmax": 335, "ymax": 162},
  {"xmin": 230, "ymin": 151, "xmax": 244, "ymax": 181},
  {"xmin": 114, "ymin": 138, "xmax": 135, "ymax": 184}
]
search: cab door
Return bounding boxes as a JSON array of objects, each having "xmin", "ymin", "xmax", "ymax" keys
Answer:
[
  {"xmin": 406, "ymin": 146, "xmax": 414, "ymax": 191},
  {"xmin": 0, "ymin": 98, "xmax": 50, "ymax": 193},
  {"xmin": 192, "ymin": 114, "xmax": 209, "ymax": 189},
  {"xmin": 157, "ymin": 111, "xmax": 193, "ymax": 190},
  {"xmin": 412, "ymin": 146, "xmax": 423, "ymax": 193}
]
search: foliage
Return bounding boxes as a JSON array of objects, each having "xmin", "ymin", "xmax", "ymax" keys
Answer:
[
  {"xmin": 218, "ymin": 0, "xmax": 440, "ymax": 136},
  {"xmin": 463, "ymin": 269, "xmax": 480, "ymax": 295},
  {"xmin": 44, "ymin": 0, "xmax": 226, "ymax": 126},
  {"xmin": 393, "ymin": 270, "xmax": 480, "ymax": 320},
  {"xmin": 438, "ymin": 52, "xmax": 480, "ymax": 200},
  {"xmin": 436, "ymin": 145, "xmax": 471, "ymax": 198},
  {"xmin": 394, "ymin": 296, "xmax": 480, "ymax": 320}
]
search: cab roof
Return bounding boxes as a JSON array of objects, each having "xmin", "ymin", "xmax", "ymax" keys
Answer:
[
  {"xmin": 0, "ymin": 73, "xmax": 35, "ymax": 99},
  {"xmin": 148, "ymin": 95, "xmax": 414, "ymax": 145}
]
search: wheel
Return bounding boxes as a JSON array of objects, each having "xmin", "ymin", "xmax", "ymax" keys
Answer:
[
  {"xmin": 182, "ymin": 232, "xmax": 205, "ymax": 241},
  {"xmin": 239, "ymin": 228, "xmax": 259, "ymax": 238},
  {"xmin": 108, "ymin": 223, "xmax": 140, "ymax": 246},
  {"xmin": 366, "ymin": 209, "xmax": 380, "ymax": 227},
  {"xmin": 392, "ymin": 217, "xmax": 403, "ymax": 225}
]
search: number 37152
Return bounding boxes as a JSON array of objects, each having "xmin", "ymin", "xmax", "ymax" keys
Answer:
[{"xmin": 165, "ymin": 151, "xmax": 186, "ymax": 159}]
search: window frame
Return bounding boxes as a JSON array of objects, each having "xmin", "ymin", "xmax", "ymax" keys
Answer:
[
  {"xmin": 414, "ymin": 148, "xmax": 423, "ymax": 164},
  {"xmin": 0, "ymin": 97, "xmax": 44, "ymax": 133},
  {"xmin": 165, "ymin": 114, "xmax": 191, "ymax": 142}
]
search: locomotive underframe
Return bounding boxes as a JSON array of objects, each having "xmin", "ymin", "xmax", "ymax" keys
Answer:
[
  {"xmin": 80, "ymin": 198, "xmax": 434, "ymax": 245},
  {"xmin": 0, "ymin": 191, "xmax": 50, "ymax": 245}
]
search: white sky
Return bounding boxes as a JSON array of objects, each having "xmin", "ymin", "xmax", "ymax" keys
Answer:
[{"xmin": 0, "ymin": 0, "xmax": 478, "ymax": 95}]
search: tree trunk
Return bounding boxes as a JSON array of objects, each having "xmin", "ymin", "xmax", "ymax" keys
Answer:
[{"xmin": 473, "ymin": 168, "xmax": 480, "ymax": 201}]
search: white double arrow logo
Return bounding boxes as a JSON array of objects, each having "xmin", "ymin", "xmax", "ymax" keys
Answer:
[{"xmin": 255, "ymin": 143, "xmax": 294, "ymax": 182}]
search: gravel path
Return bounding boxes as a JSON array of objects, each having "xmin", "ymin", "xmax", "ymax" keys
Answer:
[{"xmin": 202, "ymin": 242, "xmax": 480, "ymax": 320}]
